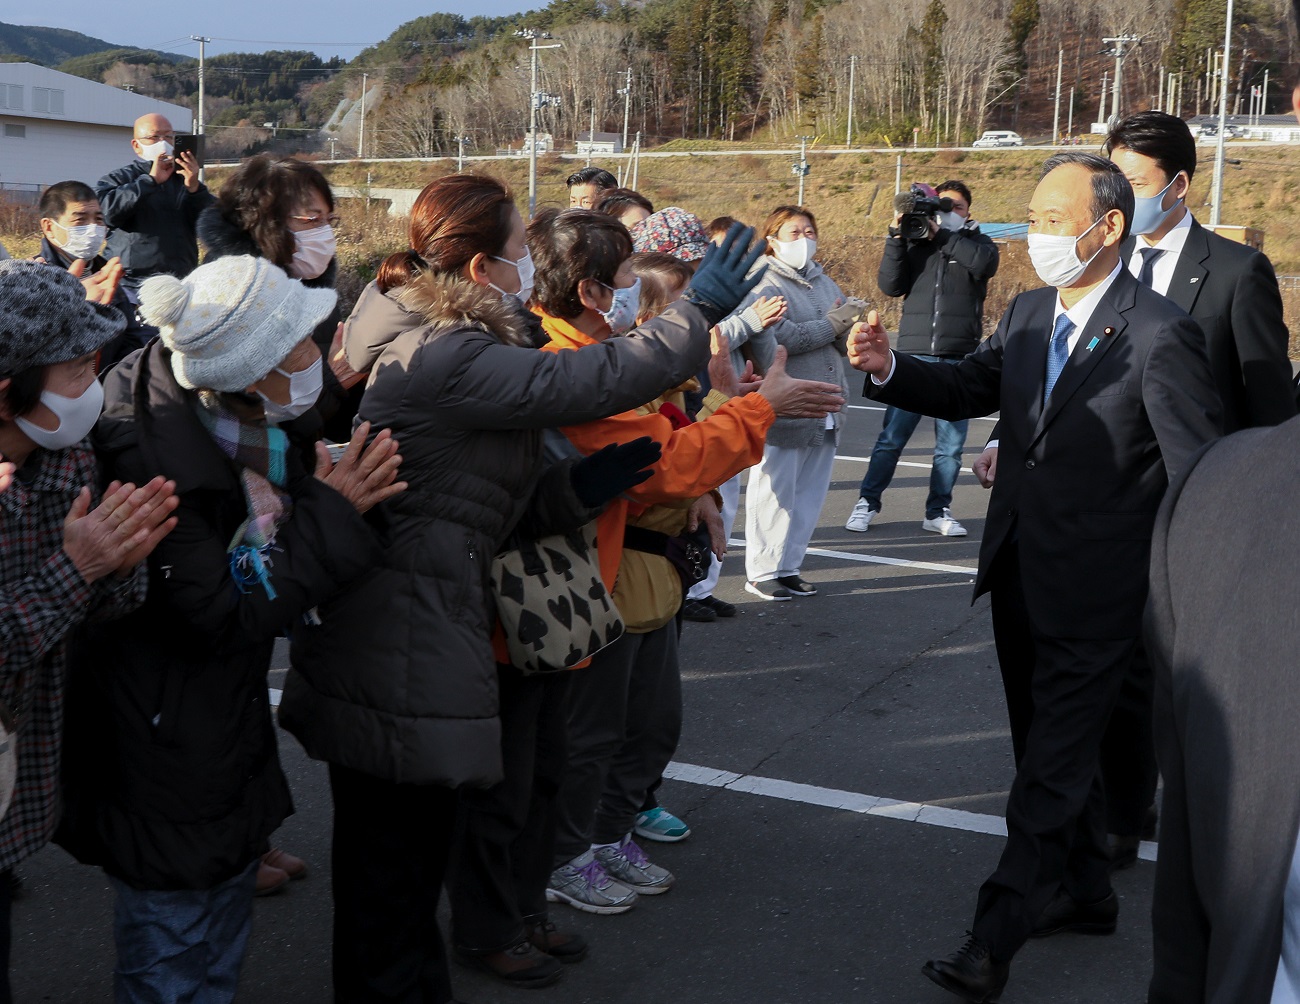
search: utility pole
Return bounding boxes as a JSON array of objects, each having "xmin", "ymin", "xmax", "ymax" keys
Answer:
[
  {"xmin": 1067, "ymin": 85, "xmax": 1075, "ymax": 137},
  {"xmin": 456, "ymin": 135, "xmax": 469, "ymax": 172},
  {"xmin": 328, "ymin": 136, "xmax": 337, "ymax": 160},
  {"xmin": 632, "ymin": 130, "xmax": 641, "ymax": 189},
  {"xmin": 191, "ymin": 35, "xmax": 210, "ymax": 182},
  {"xmin": 846, "ymin": 55, "xmax": 857, "ymax": 147},
  {"xmin": 359, "ymin": 72, "xmax": 368, "ymax": 159},
  {"xmin": 793, "ymin": 136, "xmax": 811, "ymax": 205},
  {"xmin": 1099, "ymin": 72, "xmax": 1108, "ymax": 125},
  {"xmin": 1052, "ymin": 46, "xmax": 1063, "ymax": 145},
  {"xmin": 620, "ymin": 66, "xmax": 632, "ymax": 152},
  {"xmin": 517, "ymin": 30, "xmax": 562, "ymax": 218},
  {"xmin": 587, "ymin": 104, "xmax": 595, "ymax": 166},
  {"xmin": 1211, "ymin": 0, "xmax": 1235, "ymax": 227},
  {"xmin": 1102, "ymin": 35, "xmax": 1141, "ymax": 126},
  {"xmin": 895, "ymin": 153, "xmax": 902, "ymax": 194},
  {"xmin": 1263, "ymin": 67, "xmax": 1270, "ymax": 119}
]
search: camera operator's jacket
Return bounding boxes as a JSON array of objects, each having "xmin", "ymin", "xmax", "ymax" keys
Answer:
[{"xmin": 878, "ymin": 225, "xmax": 999, "ymax": 358}]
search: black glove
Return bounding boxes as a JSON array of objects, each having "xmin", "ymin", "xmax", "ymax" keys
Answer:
[
  {"xmin": 570, "ymin": 437, "xmax": 663, "ymax": 508},
  {"xmin": 681, "ymin": 223, "xmax": 767, "ymax": 326}
]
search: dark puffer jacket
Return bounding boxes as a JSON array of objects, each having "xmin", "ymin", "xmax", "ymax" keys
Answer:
[
  {"xmin": 877, "ymin": 225, "xmax": 999, "ymax": 358},
  {"xmin": 58, "ymin": 341, "xmax": 383, "ymax": 890},
  {"xmin": 279, "ymin": 272, "xmax": 713, "ymax": 788}
]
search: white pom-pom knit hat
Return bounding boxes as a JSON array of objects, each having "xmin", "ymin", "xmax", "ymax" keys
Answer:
[{"xmin": 139, "ymin": 255, "xmax": 337, "ymax": 392}]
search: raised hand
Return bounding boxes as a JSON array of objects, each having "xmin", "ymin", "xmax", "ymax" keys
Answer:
[
  {"xmin": 753, "ymin": 295, "xmax": 787, "ymax": 329},
  {"xmin": 314, "ymin": 421, "xmax": 407, "ymax": 514},
  {"xmin": 682, "ymin": 222, "xmax": 767, "ymax": 327},
  {"xmin": 174, "ymin": 150, "xmax": 201, "ymax": 192},
  {"xmin": 707, "ymin": 330, "xmax": 741, "ymax": 399},
  {"xmin": 756, "ymin": 346, "xmax": 845, "ymax": 419},
  {"xmin": 149, "ymin": 151, "xmax": 176, "ymax": 185},
  {"xmin": 973, "ymin": 445, "xmax": 998, "ymax": 489},
  {"xmin": 63, "ymin": 477, "xmax": 180, "ymax": 583},
  {"xmin": 847, "ymin": 309, "xmax": 893, "ymax": 377},
  {"xmin": 0, "ymin": 454, "xmax": 13, "ymax": 494}
]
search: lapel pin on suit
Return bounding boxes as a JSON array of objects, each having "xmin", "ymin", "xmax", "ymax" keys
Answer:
[{"xmin": 1189, "ymin": 277, "xmax": 1200, "ymax": 283}]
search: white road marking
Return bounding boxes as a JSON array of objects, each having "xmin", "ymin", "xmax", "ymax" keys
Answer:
[
  {"xmin": 836, "ymin": 453, "xmax": 975, "ymax": 474},
  {"xmin": 725, "ymin": 538, "xmax": 977, "ymax": 576},
  {"xmin": 845, "ymin": 405, "xmax": 1000, "ymax": 422},
  {"xmin": 663, "ymin": 761, "xmax": 1158, "ymax": 862}
]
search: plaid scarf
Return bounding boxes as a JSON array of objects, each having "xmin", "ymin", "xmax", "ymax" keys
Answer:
[{"xmin": 193, "ymin": 391, "xmax": 294, "ymax": 599}]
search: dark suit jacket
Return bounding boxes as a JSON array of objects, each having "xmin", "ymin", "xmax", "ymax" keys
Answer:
[
  {"xmin": 868, "ymin": 268, "xmax": 1222, "ymax": 640},
  {"xmin": 1123, "ymin": 219, "xmax": 1295, "ymax": 432},
  {"xmin": 1146, "ymin": 418, "xmax": 1300, "ymax": 1004}
]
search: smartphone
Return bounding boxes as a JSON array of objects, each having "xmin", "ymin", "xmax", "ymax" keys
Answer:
[{"xmin": 173, "ymin": 134, "xmax": 205, "ymax": 165}]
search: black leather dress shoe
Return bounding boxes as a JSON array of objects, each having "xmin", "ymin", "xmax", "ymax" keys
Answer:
[
  {"xmin": 921, "ymin": 932, "xmax": 1009, "ymax": 1002},
  {"xmin": 1031, "ymin": 889, "xmax": 1118, "ymax": 938},
  {"xmin": 1108, "ymin": 832, "xmax": 1141, "ymax": 871}
]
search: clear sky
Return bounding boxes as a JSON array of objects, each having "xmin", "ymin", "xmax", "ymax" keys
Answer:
[{"xmin": 9, "ymin": 3, "xmax": 537, "ymax": 60}]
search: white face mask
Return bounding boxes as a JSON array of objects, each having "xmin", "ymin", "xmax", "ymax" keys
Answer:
[
  {"xmin": 938, "ymin": 211, "xmax": 966, "ymax": 232},
  {"xmin": 15, "ymin": 380, "xmax": 105, "ymax": 451},
  {"xmin": 288, "ymin": 224, "xmax": 337, "ymax": 280},
  {"xmin": 138, "ymin": 139, "xmax": 173, "ymax": 162},
  {"xmin": 1026, "ymin": 216, "xmax": 1107, "ymax": 288},
  {"xmin": 490, "ymin": 247, "xmax": 536, "ymax": 305},
  {"xmin": 258, "ymin": 356, "xmax": 323, "ymax": 424},
  {"xmin": 53, "ymin": 222, "xmax": 107, "ymax": 261},
  {"xmin": 598, "ymin": 277, "xmax": 642, "ymax": 336},
  {"xmin": 771, "ymin": 236, "xmax": 816, "ymax": 271}
]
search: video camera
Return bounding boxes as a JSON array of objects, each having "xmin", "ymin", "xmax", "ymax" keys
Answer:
[{"xmin": 894, "ymin": 183, "xmax": 953, "ymax": 241}]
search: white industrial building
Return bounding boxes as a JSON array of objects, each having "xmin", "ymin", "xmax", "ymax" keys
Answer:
[{"xmin": 0, "ymin": 62, "xmax": 193, "ymax": 195}]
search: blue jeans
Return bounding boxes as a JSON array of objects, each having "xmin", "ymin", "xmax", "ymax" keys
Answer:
[
  {"xmin": 858, "ymin": 356, "xmax": 969, "ymax": 519},
  {"xmin": 110, "ymin": 860, "xmax": 258, "ymax": 1004}
]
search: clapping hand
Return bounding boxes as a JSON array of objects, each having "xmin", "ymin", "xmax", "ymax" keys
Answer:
[
  {"xmin": 847, "ymin": 310, "xmax": 893, "ymax": 378},
  {"xmin": 69, "ymin": 256, "xmax": 123, "ymax": 305},
  {"xmin": 62, "ymin": 477, "xmax": 180, "ymax": 582},
  {"xmin": 314, "ymin": 421, "xmax": 408, "ymax": 514},
  {"xmin": 0, "ymin": 454, "xmax": 14, "ymax": 494},
  {"xmin": 752, "ymin": 295, "xmax": 787, "ymax": 329}
]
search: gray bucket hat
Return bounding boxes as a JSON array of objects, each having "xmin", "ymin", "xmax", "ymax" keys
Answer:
[{"xmin": 0, "ymin": 260, "xmax": 126, "ymax": 377}]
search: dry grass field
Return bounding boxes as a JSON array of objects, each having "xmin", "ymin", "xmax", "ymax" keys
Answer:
[{"xmin": 5, "ymin": 144, "xmax": 1300, "ymax": 354}]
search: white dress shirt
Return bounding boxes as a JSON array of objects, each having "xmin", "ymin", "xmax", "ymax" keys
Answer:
[{"xmin": 1126, "ymin": 210, "xmax": 1194, "ymax": 296}]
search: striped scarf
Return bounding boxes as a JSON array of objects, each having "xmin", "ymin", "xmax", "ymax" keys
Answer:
[{"xmin": 193, "ymin": 391, "xmax": 294, "ymax": 599}]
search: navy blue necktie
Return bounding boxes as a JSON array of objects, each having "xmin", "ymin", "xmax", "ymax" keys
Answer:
[
  {"xmin": 1044, "ymin": 313, "xmax": 1075, "ymax": 405},
  {"xmin": 1137, "ymin": 247, "xmax": 1165, "ymax": 287}
]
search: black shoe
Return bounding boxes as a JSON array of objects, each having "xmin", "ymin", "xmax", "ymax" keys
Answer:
[
  {"xmin": 526, "ymin": 917, "xmax": 589, "ymax": 964},
  {"xmin": 776, "ymin": 574, "xmax": 817, "ymax": 596},
  {"xmin": 1141, "ymin": 802, "xmax": 1158, "ymax": 841},
  {"xmin": 745, "ymin": 579, "xmax": 792, "ymax": 601},
  {"xmin": 681, "ymin": 598, "xmax": 717, "ymax": 623},
  {"xmin": 454, "ymin": 940, "xmax": 563, "ymax": 988},
  {"xmin": 1107, "ymin": 833, "xmax": 1141, "ymax": 872},
  {"xmin": 921, "ymin": 932, "xmax": 1009, "ymax": 1003},
  {"xmin": 702, "ymin": 595, "xmax": 736, "ymax": 618},
  {"xmin": 1031, "ymin": 889, "xmax": 1118, "ymax": 938}
]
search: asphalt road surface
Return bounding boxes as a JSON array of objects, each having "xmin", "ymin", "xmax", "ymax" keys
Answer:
[{"xmin": 13, "ymin": 365, "xmax": 1156, "ymax": 1003}]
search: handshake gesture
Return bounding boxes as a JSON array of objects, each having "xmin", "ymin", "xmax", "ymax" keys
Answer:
[{"xmin": 846, "ymin": 310, "xmax": 894, "ymax": 378}]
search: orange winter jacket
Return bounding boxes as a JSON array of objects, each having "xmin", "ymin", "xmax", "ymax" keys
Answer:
[{"xmin": 538, "ymin": 311, "xmax": 775, "ymax": 592}]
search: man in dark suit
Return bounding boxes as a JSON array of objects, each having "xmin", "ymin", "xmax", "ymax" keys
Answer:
[
  {"xmin": 1098, "ymin": 110, "xmax": 1296, "ymax": 868},
  {"xmin": 1144, "ymin": 58, "xmax": 1300, "ymax": 1004},
  {"xmin": 848, "ymin": 152, "xmax": 1223, "ymax": 1002}
]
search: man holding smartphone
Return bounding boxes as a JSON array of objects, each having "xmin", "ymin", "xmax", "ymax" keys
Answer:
[{"xmin": 96, "ymin": 114, "xmax": 214, "ymax": 292}]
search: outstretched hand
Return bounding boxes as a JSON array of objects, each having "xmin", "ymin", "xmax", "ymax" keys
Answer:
[
  {"xmin": 756, "ymin": 346, "xmax": 845, "ymax": 418},
  {"xmin": 682, "ymin": 223, "xmax": 767, "ymax": 327},
  {"xmin": 847, "ymin": 309, "xmax": 893, "ymax": 377},
  {"xmin": 70, "ymin": 256, "xmax": 123, "ymax": 305}
]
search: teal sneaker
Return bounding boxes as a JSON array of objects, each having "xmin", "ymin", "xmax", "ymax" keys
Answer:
[{"xmin": 633, "ymin": 806, "xmax": 691, "ymax": 843}]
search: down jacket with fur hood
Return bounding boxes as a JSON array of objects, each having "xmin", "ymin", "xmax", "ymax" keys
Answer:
[{"xmin": 278, "ymin": 272, "xmax": 713, "ymax": 787}]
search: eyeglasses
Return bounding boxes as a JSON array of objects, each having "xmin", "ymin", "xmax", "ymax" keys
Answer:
[
  {"xmin": 138, "ymin": 132, "xmax": 176, "ymax": 143},
  {"xmin": 289, "ymin": 213, "xmax": 341, "ymax": 228}
]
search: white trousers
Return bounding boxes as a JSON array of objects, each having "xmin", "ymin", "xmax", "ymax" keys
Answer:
[
  {"xmin": 687, "ymin": 474, "xmax": 741, "ymax": 600},
  {"xmin": 744, "ymin": 434, "xmax": 837, "ymax": 583}
]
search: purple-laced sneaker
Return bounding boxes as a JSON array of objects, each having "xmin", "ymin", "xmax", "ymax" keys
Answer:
[
  {"xmin": 545, "ymin": 851, "xmax": 638, "ymax": 915},
  {"xmin": 593, "ymin": 835, "xmax": 675, "ymax": 895}
]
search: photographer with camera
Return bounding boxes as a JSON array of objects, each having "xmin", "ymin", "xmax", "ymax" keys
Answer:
[{"xmin": 845, "ymin": 180, "xmax": 999, "ymax": 537}]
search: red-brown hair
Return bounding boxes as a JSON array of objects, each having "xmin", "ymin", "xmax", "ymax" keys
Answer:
[
  {"xmin": 761, "ymin": 205, "xmax": 818, "ymax": 255},
  {"xmin": 377, "ymin": 174, "xmax": 516, "ymax": 293}
]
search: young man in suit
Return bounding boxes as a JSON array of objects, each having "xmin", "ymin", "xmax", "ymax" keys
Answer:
[
  {"xmin": 848, "ymin": 152, "xmax": 1223, "ymax": 1002},
  {"xmin": 1144, "ymin": 51, "xmax": 1300, "ymax": 1004}
]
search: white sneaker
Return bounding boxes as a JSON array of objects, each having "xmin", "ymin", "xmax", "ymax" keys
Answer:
[
  {"xmin": 921, "ymin": 508, "xmax": 967, "ymax": 537},
  {"xmin": 845, "ymin": 498, "xmax": 878, "ymax": 532}
]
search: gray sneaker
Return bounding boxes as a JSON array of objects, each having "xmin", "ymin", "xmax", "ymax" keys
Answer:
[
  {"xmin": 593, "ymin": 835, "xmax": 675, "ymax": 895},
  {"xmin": 546, "ymin": 851, "xmax": 638, "ymax": 915}
]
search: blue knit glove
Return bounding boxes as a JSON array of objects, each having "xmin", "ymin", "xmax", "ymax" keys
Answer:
[{"xmin": 682, "ymin": 223, "xmax": 767, "ymax": 327}]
